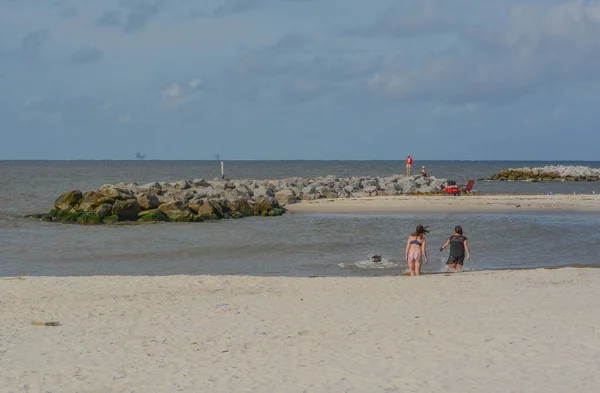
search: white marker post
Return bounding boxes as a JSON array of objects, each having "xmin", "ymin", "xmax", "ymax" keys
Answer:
[{"xmin": 221, "ymin": 161, "xmax": 224, "ymax": 179}]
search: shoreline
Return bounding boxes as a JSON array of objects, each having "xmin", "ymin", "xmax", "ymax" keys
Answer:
[
  {"xmin": 2, "ymin": 268, "xmax": 599, "ymax": 392},
  {"xmin": 285, "ymin": 194, "xmax": 600, "ymax": 213}
]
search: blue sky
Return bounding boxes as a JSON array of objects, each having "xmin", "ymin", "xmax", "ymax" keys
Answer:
[{"xmin": 1, "ymin": 0, "xmax": 599, "ymax": 160}]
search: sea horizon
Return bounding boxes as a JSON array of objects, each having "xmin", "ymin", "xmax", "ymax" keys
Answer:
[{"xmin": 2, "ymin": 158, "xmax": 600, "ymax": 162}]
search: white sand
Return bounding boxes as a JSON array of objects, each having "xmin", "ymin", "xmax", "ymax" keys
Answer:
[
  {"xmin": 2, "ymin": 269, "xmax": 600, "ymax": 392},
  {"xmin": 285, "ymin": 194, "xmax": 600, "ymax": 213}
]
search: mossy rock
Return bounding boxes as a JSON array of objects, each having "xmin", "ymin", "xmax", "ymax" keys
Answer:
[
  {"xmin": 54, "ymin": 190, "xmax": 83, "ymax": 211},
  {"xmin": 59, "ymin": 211, "xmax": 82, "ymax": 223},
  {"xmin": 76, "ymin": 213, "xmax": 102, "ymax": 225},
  {"xmin": 168, "ymin": 212, "xmax": 198, "ymax": 222},
  {"xmin": 268, "ymin": 208, "xmax": 284, "ymax": 216},
  {"xmin": 102, "ymin": 215, "xmax": 119, "ymax": 224},
  {"xmin": 231, "ymin": 211, "xmax": 244, "ymax": 219},
  {"xmin": 55, "ymin": 210, "xmax": 70, "ymax": 219},
  {"xmin": 198, "ymin": 213, "xmax": 219, "ymax": 221},
  {"xmin": 138, "ymin": 210, "xmax": 169, "ymax": 222}
]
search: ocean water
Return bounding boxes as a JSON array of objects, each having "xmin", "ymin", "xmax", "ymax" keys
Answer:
[{"xmin": 1, "ymin": 160, "xmax": 599, "ymax": 277}]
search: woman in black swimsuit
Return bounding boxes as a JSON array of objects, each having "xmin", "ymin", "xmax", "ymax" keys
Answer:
[{"xmin": 440, "ymin": 226, "xmax": 471, "ymax": 272}]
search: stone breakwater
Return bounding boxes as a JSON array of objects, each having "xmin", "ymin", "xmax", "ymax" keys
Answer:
[
  {"xmin": 484, "ymin": 165, "xmax": 600, "ymax": 182},
  {"xmin": 30, "ymin": 174, "xmax": 447, "ymax": 224}
]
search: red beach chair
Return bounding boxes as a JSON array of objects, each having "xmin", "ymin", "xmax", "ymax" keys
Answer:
[{"xmin": 461, "ymin": 180, "xmax": 475, "ymax": 194}]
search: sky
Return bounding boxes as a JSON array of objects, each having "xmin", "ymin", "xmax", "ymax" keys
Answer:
[{"xmin": 1, "ymin": 0, "xmax": 599, "ymax": 160}]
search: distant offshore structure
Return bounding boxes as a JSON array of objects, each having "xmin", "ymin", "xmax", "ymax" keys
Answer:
[{"xmin": 136, "ymin": 152, "xmax": 146, "ymax": 160}]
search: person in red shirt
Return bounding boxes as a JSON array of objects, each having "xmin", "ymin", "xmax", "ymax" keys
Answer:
[{"xmin": 405, "ymin": 155, "xmax": 413, "ymax": 176}]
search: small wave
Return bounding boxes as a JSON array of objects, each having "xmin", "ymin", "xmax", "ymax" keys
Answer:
[{"xmin": 338, "ymin": 257, "xmax": 403, "ymax": 270}]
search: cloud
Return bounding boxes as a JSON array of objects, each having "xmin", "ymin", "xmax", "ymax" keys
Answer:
[
  {"xmin": 70, "ymin": 47, "xmax": 104, "ymax": 65},
  {"xmin": 212, "ymin": 0, "xmax": 320, "ymax": 17},
  {"xmin": 97, "ymin": 10, "xmax": 121, "ymax": 27},
  {"xmin": 223, "ymin": 33, "xmax": 382, "ymax": 104},
  {"xmin": 21, "ymin": 29, "xmax": 51, "ymax": 57},
  {"xmin": 214, "ymin": 0, "xmax": 263, "ymax": 16},
  {"xmin": 160, "ymin": 78, "xmax": 203, "ymax": 108},
  {"xmin": 347, "ymin": 0, "xmax": 460, "ymax": 38},
  {"xmin": 279, "ymin": 78, "xmax": 329, "ymax": 105},
  {"xmin": 360, "ymin": 0, "xmax": 600, "ymax": 105},
  {"xmin": 52, "ymin": 0, "xmax": 78, "ymax": 18},
  {"xmin": 24, "ymin": 96, "xmax": 63, "ymax": 113},
  {"xmin": 96, "ymin": 0, "xmax": 165, "ymax": 32}
]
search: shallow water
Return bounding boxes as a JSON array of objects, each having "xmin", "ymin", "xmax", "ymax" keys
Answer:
[
  {"xmin": 1, "ymin": 160, "xmax": 599, "ymax": 277},
  {"xmin": 1, "ymin": 210, "xmax": 599, "ymax": 277}
]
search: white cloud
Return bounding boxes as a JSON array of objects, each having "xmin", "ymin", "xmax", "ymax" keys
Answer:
[
  {"xmin": 364, "ymin": 0, "xmax": 600, "ymax": 105},
  {"xmin": 188, "ymin": 78, "xmax": 202, "ymax": 89},
  {"xmin": 161, "ymin": 83, "xmax": 184, "ymax": 100},
  {"xmin": 159, "ymin": 77, "xmax": 203, "ymax": 108}
]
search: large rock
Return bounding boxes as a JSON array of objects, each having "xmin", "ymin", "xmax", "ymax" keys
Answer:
[
  {"xmin": 54, "ymin": 190, "xmax": 83, "ymax": 211},
  {"xmin": 138, "ymin": 209, "xmax": 168, "ymax": 222},
  {"xmin": 98, "ymin": 184, "xmax": 134, "ymax": 200},
  {"xmin": 300, "ymin": 185, "xmax": 317, "ymax": 200},
  {"xmin": 275, "ymin": 189, "xmax": 297, "ymax": 205},
  {"xmin": 381, "ymin": 184, "xmax": 400, "ymax": 195},
  {"xmin": 252, "ymin": 197, "xmax": 280, "ymax": 216},
  {"xmin": 253, "ymin": 186, "xmax": 274, "ymax": 198},
  {"xmin": 158, "ymin": 201, "xmax": 196, "ymax": 222},
  {"xmin": 187, "ymin": 198, "xmax": 204, "ymax": 214},
  {"xmin": 94, "ymin": 203, "xmax": 113, "ymax": 218},
  {"xmin": 192, "ymin": 179, "xmax": 212, "ymax": 188},
  {"xmin": 111, "ymin": 199, "xmax": 141, "ymax": 221},
  {"xmin": 79, "ymin": 191, "xmax": 115, "ymax": 213},
  {"xmin": 139, "ymin": 182, "xmax": 163, "ymax": 196},
  {"xmin": 227, "ymin": 199, "xmax": 253, "ymax": 216},
  {"xmin": 137, "ymin": 194, "xmax": 161, "ymax": 210},
  {"xmin": 197, "ymin": 200, "xmax": 224, "ymax": 219}
]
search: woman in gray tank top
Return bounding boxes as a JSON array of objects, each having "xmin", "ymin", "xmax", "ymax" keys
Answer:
[{"xmin": 440, "ymin": 226, "xmax": 471, "ymax": 272}]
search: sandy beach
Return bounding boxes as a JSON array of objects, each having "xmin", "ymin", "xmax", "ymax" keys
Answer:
[
  {"xmin": 2, "ymin": 268, "xmax": 600, "ymax": 392},
  {"xmin": 285, "ymin": 194, "xmax": 600, "ymax": 213}
]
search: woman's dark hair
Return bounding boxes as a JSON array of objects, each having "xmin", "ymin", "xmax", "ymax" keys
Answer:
[
  {"xmin": 412, "ymin": 224, "xmax": 430, "ymax": 237},
  {"xmin": 455, "ymin": 225, "xmax": 463, "ymax": 235}
]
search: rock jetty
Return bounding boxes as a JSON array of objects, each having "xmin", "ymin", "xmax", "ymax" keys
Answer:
[
  {"xmin": 484, "ymin": 165, "xmax": 600, "ymax": 182},
  {"xmin": 34, "ymin": 174, "xmax": 447, "ymax": 224}
]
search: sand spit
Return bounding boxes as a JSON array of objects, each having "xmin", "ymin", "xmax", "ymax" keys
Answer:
[{"xmin": 285, "ymin": 194, "xmax": 600, "ymax": 213}]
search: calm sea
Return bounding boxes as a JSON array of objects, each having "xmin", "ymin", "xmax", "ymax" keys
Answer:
[{"xmin": 1, "ymin": 160, "xmax": 599, "ymax": 277}]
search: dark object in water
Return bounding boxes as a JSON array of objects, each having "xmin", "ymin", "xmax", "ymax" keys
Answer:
[{"xmin": 371, "ymin": 255, "xmax": 382, "ymax": 263}]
